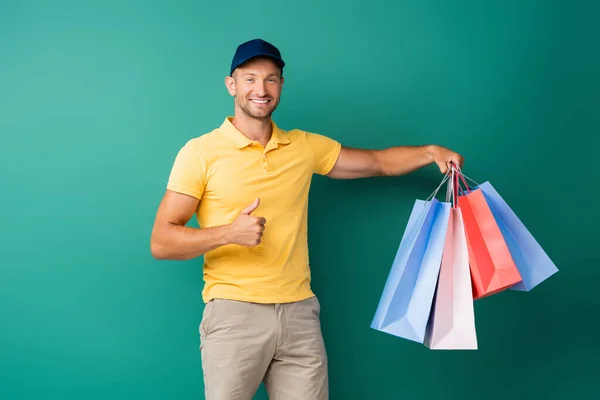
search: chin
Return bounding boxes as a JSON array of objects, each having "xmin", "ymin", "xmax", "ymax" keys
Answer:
[
  {"xmin": 253, "ymin": 112, "xmax": 274, "ymax": 120},
  {"xmin": 237, "ymin": 102, "xmax": 269, "ymax": 117},
  {"xmin": 250, "ymin": 107, "xmax": 276, "ymax": 119}
]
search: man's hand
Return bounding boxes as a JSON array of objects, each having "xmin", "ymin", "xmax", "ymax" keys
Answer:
[
  {"xmin": 429, "ymin": 145, "xmax": 464, "ymax": 174},
  {"xmin": 228, "ymin": 198, "xmax": 266, "ymax": 247}
]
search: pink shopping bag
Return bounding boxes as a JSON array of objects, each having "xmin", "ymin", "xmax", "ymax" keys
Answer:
[{"xmin": 425, "ymin": 170, "xmax": 478, "ymax": 350}]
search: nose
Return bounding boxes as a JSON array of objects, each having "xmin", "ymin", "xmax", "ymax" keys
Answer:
[{"xmin": 255, "ymin": 81, "xmax": 266, "ymax": 96}]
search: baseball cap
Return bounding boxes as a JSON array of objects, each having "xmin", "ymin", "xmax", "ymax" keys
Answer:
[{"xmin": 230, "ymin": 38, "xmax": 285, "ymax": 76}]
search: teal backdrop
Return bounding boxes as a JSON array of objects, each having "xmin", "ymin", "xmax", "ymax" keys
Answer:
[{"xmin": 2, "ymin": 1, "xmax": 599, "ymax": 399}]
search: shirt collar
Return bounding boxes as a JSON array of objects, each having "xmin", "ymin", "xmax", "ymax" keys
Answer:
[{"xmin": 220, "ymin": 117, "xmax": 290, "ymax": 149}]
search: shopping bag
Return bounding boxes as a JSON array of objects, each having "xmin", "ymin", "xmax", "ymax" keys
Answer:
[
  {"xmin": 371, "ymin": 177, "xmax": 451, "ymax": 343},
  {"xmin": 425, "ymin": 172, "xmax": 477, "ymax": 349},
  {"xmin": 455, "ymin": 174, "xmax": 523, "ymax": 299},
  {"xmin": 475, "ymin": 181, "xmax": 559, "ymax": 291}
]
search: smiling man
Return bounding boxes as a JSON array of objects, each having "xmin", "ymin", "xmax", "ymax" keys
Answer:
[{"xmin": 150, "ymin": 38, "xmax": 463, "ymax": 400}]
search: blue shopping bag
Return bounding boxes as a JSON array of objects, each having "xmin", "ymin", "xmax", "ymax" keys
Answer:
[
  {"xmin": 474, "ymin": 181, "xmax": 559, "ymax": 291},
  {"xmin": 371, "ymin": 195, "xmax": 451, "ymax": 343}
]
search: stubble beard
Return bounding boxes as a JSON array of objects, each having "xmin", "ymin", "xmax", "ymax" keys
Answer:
[{"xmin": 236, "ymin": 96, "xmax": 277, "ymax": 122}]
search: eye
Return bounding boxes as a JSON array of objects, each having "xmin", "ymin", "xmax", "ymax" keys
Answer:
[{"xmin": 246, "ymin": 78, "xmax": 254, "ymax": 83}]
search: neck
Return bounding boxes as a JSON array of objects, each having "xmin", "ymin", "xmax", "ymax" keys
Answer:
[{"xmin": 231, "ymin": 111, "xmax": 272, "ymax": 147}]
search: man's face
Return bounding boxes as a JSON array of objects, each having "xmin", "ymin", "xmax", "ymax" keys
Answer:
[{"xmin": 226, "ymin": 58, "xmax": 284, "ymax": 120}]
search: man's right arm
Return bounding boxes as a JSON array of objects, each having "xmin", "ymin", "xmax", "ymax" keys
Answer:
[{"xmin": 150, "ymin": 190, "xmax": 266, "ymax": 260}]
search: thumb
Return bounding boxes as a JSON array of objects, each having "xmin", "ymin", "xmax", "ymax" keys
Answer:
[
  {"xmin": 242, "ymin": 198, "xmax": 260, "ymax": 215},
  {"xmin": 436, "ymin": 160, "xmax": 448, "ymax": 174}
]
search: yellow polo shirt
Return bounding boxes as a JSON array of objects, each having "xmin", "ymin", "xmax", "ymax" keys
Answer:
[{"xmin": 166, "ymin": 117, "xmax": 342, "ymax": 304}]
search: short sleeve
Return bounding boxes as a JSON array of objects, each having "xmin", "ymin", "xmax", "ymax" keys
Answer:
[
  {"xmin": 166, "ymin": 139, "xmax": 207, "ymax": 199},
  {"xmin": 305, "ymin": 132, "xmax": 342, "ymax": 175}
]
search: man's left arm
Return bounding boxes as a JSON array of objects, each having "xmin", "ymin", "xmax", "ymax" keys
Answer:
[{"xmin": 326, "ymin": 145, "xmax": 464, "ymax": 179}]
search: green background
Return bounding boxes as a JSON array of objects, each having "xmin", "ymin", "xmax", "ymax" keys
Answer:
[{"xmin": 2, "ymin": 0, "xmax": 599, "ymax": 399}]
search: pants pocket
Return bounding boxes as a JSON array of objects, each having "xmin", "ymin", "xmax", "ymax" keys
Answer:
[{"xmin": 199, "ymin": 300, "xmax": 217, "ymax": 347}]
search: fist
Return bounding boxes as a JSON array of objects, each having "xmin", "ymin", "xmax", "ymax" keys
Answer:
[
  {"xmin": 431, "ymin": 145, "xmax": 464, "ymax": 174},
  {"xmin": 229, "ymin": 198, "xmax": 266, "ymax": 247}
]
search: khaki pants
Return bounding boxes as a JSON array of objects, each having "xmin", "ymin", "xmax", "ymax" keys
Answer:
[{"xmin": 199, "ymin": 296, "xmax": 328, "ymax": 400}]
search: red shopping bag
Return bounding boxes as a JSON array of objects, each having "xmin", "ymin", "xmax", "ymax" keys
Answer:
[{"xmin": 455, "ymin": 172, "xmax": 522, "ymax": 299}]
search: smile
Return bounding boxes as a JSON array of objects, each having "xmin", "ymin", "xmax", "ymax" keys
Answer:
[{"xmin": 251, "ymin": 99, "xmax": 270, "ymax": 104}]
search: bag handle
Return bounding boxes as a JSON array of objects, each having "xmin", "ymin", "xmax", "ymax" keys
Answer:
[
  {"xmin": 450, "ymin": 162, "xmax": 480, "ymax": 196},
  {"xmin": 425, "ymin": 169, "xmax": 452, "ymax": 203},
  {"xmin": 446, "ymin": 167, "xmax": 458, "ymax": 208}
]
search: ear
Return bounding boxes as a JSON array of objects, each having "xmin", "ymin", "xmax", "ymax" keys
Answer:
[{"xmin": 225, "ymin": 75, "xmax": 236, "ymax": 96}]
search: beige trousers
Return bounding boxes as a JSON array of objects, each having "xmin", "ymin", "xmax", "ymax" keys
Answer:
[{"xmin": 199, "ymin": 296, "xmax": 328, "ymax": 400}]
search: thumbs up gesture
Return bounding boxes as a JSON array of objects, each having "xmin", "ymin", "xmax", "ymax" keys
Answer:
[{"xmin": 229, "ymin": 198, "xmax": 266, "ymax": 247}]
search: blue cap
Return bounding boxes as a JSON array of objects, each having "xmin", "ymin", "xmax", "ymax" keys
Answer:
[{"xmin": 230, "ymin": 38, "xmax": 285, "ymax": 76}]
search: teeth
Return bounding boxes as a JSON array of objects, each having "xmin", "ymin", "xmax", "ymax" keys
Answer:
[{"xmin": 251, "ymin": 99, "xmax": 269, "ymax": 104}]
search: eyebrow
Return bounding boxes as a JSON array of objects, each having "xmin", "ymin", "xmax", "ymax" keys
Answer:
[{"xmin": 240, "ymin": 72, "xmax": 280, "ymax": 78}]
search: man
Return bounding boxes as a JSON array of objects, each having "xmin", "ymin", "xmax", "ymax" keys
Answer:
[{"xmin": 150, "ymin": 38, "xmax": 463, "ymax": 400}]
